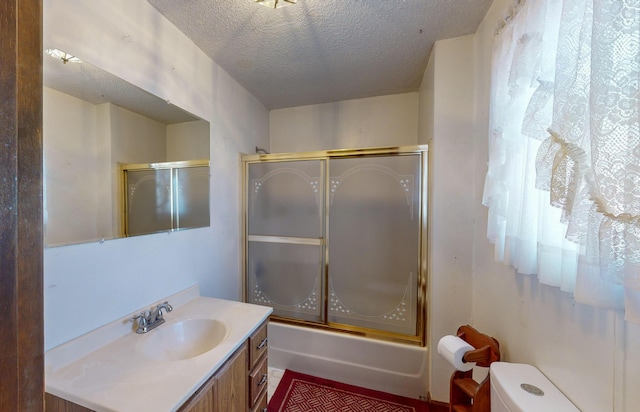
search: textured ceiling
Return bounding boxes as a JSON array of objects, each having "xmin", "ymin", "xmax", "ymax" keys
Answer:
[{"xmin": 148, "ymin": 0, "xmax": 493, "ymax": 110}]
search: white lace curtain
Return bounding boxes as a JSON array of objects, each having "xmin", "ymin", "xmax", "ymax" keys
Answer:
[{"xmin": 483, "ymin": 0, "xmax": 640, "ymax": 321}]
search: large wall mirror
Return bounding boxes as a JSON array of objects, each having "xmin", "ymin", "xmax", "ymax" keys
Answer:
[{"xmin": 43, "ymin": 49, "xmax": 211, "ymax": 247}]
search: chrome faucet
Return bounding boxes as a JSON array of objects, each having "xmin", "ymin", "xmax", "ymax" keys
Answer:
[{"xmin": 130, "ymin": 301, "xmax": 173, "ymax": 334}]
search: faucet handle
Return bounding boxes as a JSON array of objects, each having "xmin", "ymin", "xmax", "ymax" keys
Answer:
[
  {"xmin": 130, "ymin": 312, "xmax": 150, "ymax": 334},
  {"xmin": 130, "ymin": 312, "xmax": 148, "ymax": 328}
]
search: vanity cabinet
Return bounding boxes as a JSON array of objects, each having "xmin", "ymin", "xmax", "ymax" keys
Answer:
[
  {"xmin": 183, "ymin": 318, "xmax": 269, "ymax": 412},
  {"xmin": 46, "ymin": 318, "xmax": 270, "ymax": 412},
  {"xmin": 45, "ymin": 393, "xmax": 93, "ymax": 412},
  {"xmin": 179, "ymin": 321, "xmax": 269, "ymax": 412},
  {"xmin": 179, "ymin": 343, "xmax": 248, "ymax": 412},
  {"xmin": 248, "ymin": 320, "xmax": 269, "ymax": 412},
  {"xmin": 46, "ymin": 346, "xmax": 248, "ymax": 412}
]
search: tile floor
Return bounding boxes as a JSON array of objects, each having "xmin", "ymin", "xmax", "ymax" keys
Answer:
[{"xmin": 267, "ymin": 367, "xmax": 285, "ymax": 402}]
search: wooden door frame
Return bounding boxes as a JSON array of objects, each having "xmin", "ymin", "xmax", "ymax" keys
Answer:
[{"xmin": 0, "ymin": 0, "xmax": 44, "ymax": 410}]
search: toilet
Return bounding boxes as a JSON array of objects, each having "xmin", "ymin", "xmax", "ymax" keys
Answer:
[{"xmin": 490, "ymin": 362, "xmax": 580, "ymax": 412}]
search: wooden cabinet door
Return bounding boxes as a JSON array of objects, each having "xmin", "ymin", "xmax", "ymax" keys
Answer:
[
  {"xmin": 215, "ymin": 343, "xmax": 248, "ymax": 412},
  {"xmin": 178, "ymin": 377, "xmax": 215, "ymax": 412},
  {"xmin": 180, "ymin": 343, "xmax": 248, "ymax": 412}
]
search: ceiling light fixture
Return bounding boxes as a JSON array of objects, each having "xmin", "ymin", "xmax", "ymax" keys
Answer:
[
  {"xmin": 45, "ymin": 48, "xmax": 82, "ymax": 64},
  {"xmin": 255, "ymin": 0, "xmax": 296, "ymax": 9}
]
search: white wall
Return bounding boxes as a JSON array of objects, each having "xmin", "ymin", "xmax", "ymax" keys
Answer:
[
  {"xmin": 109, "ymin": 104, "xmax": 167, "ymax": 164},
  {"xmin": 270, "ymin": 93, "xmax": 418, "ymax": 152},
  {"xmin": 418, "ymin": 35, "xmax": 476, "ymax": 402},
  {"xmin": 43, "ymin": 0, "xmax": 269, "ymax": 350},
  {"xmin": 44, "ymin": 88, "xmax": 101, "ymax": 246},
  {"xmin": 418, "ymin": 52, "xmax": 434, "ymax": 146},
  {"xmin": 167, "ymin": 120, "xmax": 210, "ymax": 161},
  {"xmin": 470, "ymin": 1, "xmax": 640, "ymax": 411},
  {"xmin": 96, "ymin": 103, "xmax": 115, "ymax": 239}
]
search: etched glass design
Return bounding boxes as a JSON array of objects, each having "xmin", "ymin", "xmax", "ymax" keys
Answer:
[
  {"xmin": 327, "ymin": 155, "xmax": 421, "ymax": 335},
  {"xmin": 247, "ymin": 160, "xmax": 325, "ymax": 322},
  {"xmin": 245, "ymin": 152, "xmax": 424, "ymax": 338},
  {"xmin": 248, "ymin": 242, "xmax": 323, "ymax": 322},
  {"xmin": 126, "ymin": 169, "xmax": 172, "ymax": 236},
  {"xmin": 248, "ymin": 160, "xmax": 323, "ymax": 238}
]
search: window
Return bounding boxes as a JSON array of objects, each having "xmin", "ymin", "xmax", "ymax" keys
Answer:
[{"xmin": 484, "ymin": 0, "xmax": 639, "ymax": 321}]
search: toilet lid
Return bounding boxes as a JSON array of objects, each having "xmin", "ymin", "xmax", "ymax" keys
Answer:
[{"xmin": 490, "ymin": 363, "xmax": 580, "ymax": 412}]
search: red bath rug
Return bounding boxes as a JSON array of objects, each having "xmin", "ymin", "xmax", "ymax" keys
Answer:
[{"xmin": 268, "ymin": 369, "xmax": 429, "ymax": 412}]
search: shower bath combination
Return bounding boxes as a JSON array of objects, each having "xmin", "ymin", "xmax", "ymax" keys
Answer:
[{"xmin": 242, "ymin": 145, "xmax": 428, "ymax": 345}]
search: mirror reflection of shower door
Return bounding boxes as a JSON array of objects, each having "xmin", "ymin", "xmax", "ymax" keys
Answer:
[
  {"xmin": 126, "ymin": 169, "xmax": 173, "ymax": 236},
  {"xmin": 175, "ymin": 166, "xmax": 210, "ymax": 230},
  {"xmin": 123, "ymin": 160, "xmax": 210, "ymax": 237},
  {"xmin": 246, "ymin": 160, "xmax": 325, "ymax": 322},
  {"xmin": 327, "ymin": 155, "xmax": 421, "ymax": 335}
]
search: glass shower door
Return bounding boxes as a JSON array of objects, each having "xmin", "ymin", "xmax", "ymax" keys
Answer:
[
  {"xmin": 243, "ymin": 146, "xmax": 427, "ymax": 343},
  {"xmin": 327, "ymin": 154, "xmax": 421, "ymax": 335},
  {"xmin": 246, "ymin": 160, "xmax": 325, "ymax": 322}
]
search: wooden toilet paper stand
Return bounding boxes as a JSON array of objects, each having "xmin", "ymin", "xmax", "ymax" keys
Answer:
[{"xmin": 449, "ymin": 325, "xmax": 500, "ymax": 412}]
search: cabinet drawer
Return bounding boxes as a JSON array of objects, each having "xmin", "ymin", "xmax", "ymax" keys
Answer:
[
  {"xmin": 250, "ymin": 389, "xmax": 268, "ymax": 412},
  {"xmin": 249, "ymin": 320, "xmax": 268, "ymax": 368},
  {"xmin": 249, "ymin": 356, "xmax": 268, "ymax": 407}
]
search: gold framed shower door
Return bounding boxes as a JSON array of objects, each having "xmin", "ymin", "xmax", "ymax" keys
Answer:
[{"xmin": 242, "ymin": 145, "xmax": 428, "ymax": 346}]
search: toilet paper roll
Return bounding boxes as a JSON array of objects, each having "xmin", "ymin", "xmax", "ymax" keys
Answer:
[{"xmin": 437, "ymin": 335, "xmax": 476, "ymax": 372}]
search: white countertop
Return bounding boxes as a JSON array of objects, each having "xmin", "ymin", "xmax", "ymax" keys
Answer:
[{"xmin": 45, "ymin": 286, "xmax": 272, "ymax": 412}]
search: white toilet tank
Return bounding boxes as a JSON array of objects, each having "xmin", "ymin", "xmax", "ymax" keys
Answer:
[{"xmin": 490, "ymin": 362, "xmax": 580, "ymax": 412}]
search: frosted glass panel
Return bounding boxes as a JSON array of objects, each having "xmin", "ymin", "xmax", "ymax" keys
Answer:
[
  {"xmin": 175, "ymin": 166, "xmax": 210, "ymax": 229},
  {"xmin": 124, "ymin": 164, "xmax": 210, "ymax": 236},
  {"xmin": 248, "ymin": 160, "xmax": 323, "ymax": 238},
  {"xmin": 126, "ymin": 169, "xmax": 172, "ymax": 236},
  {"xmin": 244, "ymin": 148, "xmax": 426, "ymax": 342},
  {"xmin": 327, "ymin": 155, "xmax": 421, "ymax": 335},
  {"xmin": 248, "ymin": 242, "xmax": 323, "ymax": 322}
]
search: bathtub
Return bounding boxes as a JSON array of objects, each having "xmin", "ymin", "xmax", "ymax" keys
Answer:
[{"xmin": 267, "ymin": 322, "xmax": 429, "ymax": 399}]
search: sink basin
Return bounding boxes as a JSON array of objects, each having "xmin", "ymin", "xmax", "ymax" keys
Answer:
[{"xmin": 139, "ymin": 318, "xmax": 228, "ymax": 361}]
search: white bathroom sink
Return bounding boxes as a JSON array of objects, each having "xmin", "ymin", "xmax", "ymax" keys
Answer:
[{"xmin": 139, "ymin": 318, "xmax": 228, "ymax": 361}]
